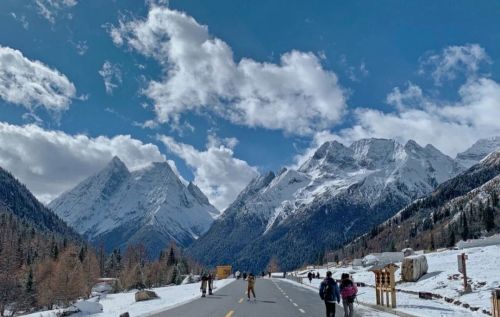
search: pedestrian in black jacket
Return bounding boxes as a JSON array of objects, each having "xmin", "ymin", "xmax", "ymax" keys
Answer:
[{"xmin": 319, "ymin": 271, "xmax": 341, "ymax": 317}]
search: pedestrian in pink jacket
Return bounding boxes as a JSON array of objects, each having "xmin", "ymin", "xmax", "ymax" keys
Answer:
[{"xmin": 339, "ymin": 273, "xmax": 358, "ymax": 317}]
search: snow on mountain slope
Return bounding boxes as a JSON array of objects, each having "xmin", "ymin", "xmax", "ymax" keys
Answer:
[
  {"xmin": 189, "ymin": 138, "xmax": 464, "ymax": 271},
  {"xmin": 263, "ymin": 138, "xmax": 463, "ymax": 231},
  {"xmin": 49, "ymin": 157, "xmax": 219, "ymax": 255},
  {"xmin": 456, "ymin": 136, "xmax": 500, "ymax": 168}
]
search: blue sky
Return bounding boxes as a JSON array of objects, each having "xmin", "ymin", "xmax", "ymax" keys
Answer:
[{"xmin": 1, "ymin": 0, "xmax": 499, "ymax": 210}]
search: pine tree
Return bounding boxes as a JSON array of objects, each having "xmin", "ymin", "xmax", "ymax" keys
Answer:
[
  {"xmin": 167, "ymin": 246, "xmax": 177, "ymax": 266},
  {"xmin": 447, "ymin": 227, "xmax": 456, "ymax": 248},
  {"xmin": 50, "ymin": 242, "xmax": 59, "ymax": 260},
  {"xmin": 461, "ymin": 212, "xmax": 469, "ymax": 241},
  {"xmin": 483, "ymin": 206, "xmax": 495, "ymax": 232}
]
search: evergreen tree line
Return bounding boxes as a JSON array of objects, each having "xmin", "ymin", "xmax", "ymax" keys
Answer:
[
  {"xmin": 0, "ymin": 211, "xmax": 202, "ymax": 316},
  {"xmin": 330, "ymin": 186, "xmax": 499, "ymax": 261}
]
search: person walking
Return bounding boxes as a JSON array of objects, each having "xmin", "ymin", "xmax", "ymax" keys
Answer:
[
  {"xmin": 200, "ymin": 273, "xmax": 208, "ymax": 298},
  {"xmin": 308, "ymin": 271, "xmax": 313, "ymax": 283},
  {"xmin": 208, "ymin": 273, "xmax": 214, "ymax": 295},
  {"xmin": 339, "ymin": 273, "xmax": 358, "ymax": 317},
  {"xmin": 247, "ymin": 273, "xmax": 256, "ymax": 301},
  {"xmin": 319, "ymin": 271, "xmax": 340, "ymax": 317}
]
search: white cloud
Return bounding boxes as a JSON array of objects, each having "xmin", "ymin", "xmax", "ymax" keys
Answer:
[
  {"xmin": 0, "ymin": 122, "xmax": 165, "ymax": 203},
  {"xmin": 10, "ymin": 12, "xmax": 29, "ymax": 30},
  {"xmin": 74, "ymin": 40, "xmax": 88, "ymax": 56},
  {"xmin": 34, "ymin": 0, "xmax": 77, "ymax": 24},
  {"xmin": 334, "ymin": 77, "xmax": 500, "ymax": 157},
  {"xmin": 0, "ymin": 45, "xmax": 77, "ymax": 111},
  {"xmin": 385, "ymin": 82, "xmax": 431, "ymax": 110},
  {"xmin": 98, "ymin": 61, "xmax": 122, "ymax": 95},
  {"xmin": 419, "ymin": 44, "xmax": 491, "ymax": 85},
  {"xmin": 159, "ymin": 134, "xmax": 258, "ymax": 210},
  {"xmin": 111, "ymin": 6, "xmax": 346, "ymax": 135}
]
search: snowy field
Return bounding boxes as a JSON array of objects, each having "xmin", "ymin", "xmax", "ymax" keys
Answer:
[
  {"xmin": 22, "ymin": 279, "xmax": 234, "ymax": 317},
  {"xmin": 289, "ymin": 245, "xmax": 500, "ymax": 316}
]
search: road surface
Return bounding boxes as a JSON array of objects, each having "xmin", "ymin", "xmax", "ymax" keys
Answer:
[{"xmin": 151, "ymin": 278, "xmax": 390, "ymax": 317}]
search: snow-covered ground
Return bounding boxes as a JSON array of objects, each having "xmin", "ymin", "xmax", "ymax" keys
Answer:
[
  {"xmin": 289, "ymin": 245, "xmax": 500, "ymax": 316},
  {"xmin": 22, "ymin": 279, "xmax": 234, "ymax": 317}
]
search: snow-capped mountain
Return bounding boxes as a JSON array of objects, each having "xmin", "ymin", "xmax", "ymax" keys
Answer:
[
  {"xmin": 456, "ymin": 136, "xmax": 500, "ymax": 168},
  {"xmin": 49, "ymin": 156, "xmax": 219, "ymax": 256},
  {"xmin": 338, "ymin": 150, "xmax": 500, "ymax": 259},
  {"xmin": 188, "ymin": 138, "xmax": 464, "ymax": 271}
]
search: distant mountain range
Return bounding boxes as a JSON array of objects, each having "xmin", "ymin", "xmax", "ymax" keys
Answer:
[
  {"xmin": 49, "ymin": 157, "xmax": 219, "ymax": 257},
  {"xmin": 336, "ymin": 150, "xmax": 500, "ymax": 259},
  {"xmin": 188, "ymin": 137, "xmax": 499, "ymax": 271},
  {"xmin": 6, "ymin": 135, "xmax": 497, "ymax": 270}
]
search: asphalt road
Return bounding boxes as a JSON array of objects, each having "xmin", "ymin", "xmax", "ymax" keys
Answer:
[{"xmin": 151, "ymin": 278, "xmax": 365, "ymax": 317}]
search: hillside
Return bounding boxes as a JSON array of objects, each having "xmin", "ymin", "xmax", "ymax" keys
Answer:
[
  {"xmin": 335, "ymin": 151, "xmax": 500, "ymax": 259},
  {"xmin": 0, "ymin": 166, "xmax": 78, "ymax": 239}
]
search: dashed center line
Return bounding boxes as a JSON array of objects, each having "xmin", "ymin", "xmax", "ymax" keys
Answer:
[
  {"xmin": 225, "ymin": 310, "xmax": 234, "ymax": 317},
  {"xmin": 238, "ymin": 297, "xmax": 244, "ymax": 303},
  {"xmin": 275, "ymin": 281, "xmax": 305, "ymax": 315}
]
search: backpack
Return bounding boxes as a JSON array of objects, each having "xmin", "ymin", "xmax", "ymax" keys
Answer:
[
  {"xmin": 340, "ymin": 282, "xmax": 356, "ymax": 302},
  {"xmin": 320, "ymin": 280, "xmax": 333, "ymax": 301}
]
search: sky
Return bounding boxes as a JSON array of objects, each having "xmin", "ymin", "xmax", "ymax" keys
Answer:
[{"xmin": 0, "ymin": 0, "xmax": 499, "ymax": 211}]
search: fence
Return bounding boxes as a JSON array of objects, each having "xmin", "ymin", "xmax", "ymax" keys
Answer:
[{"xmin": 286, "ymin": 275, "xmax": 303, "ymax": 284}]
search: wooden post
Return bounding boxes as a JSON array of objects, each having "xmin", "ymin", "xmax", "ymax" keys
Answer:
[
  {"xmin": 493, "ymin": 288, "xmax": 500, "ymax": 317},
  {"xmin": 458, "ymin": 253, "xmax": 471, "ymax": 293},
  {"xmin": 390, "ymin": 265, "xmax": 397, "ymax": 308}
]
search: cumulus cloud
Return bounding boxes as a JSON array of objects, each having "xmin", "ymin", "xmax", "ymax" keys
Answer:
[
  {"xmin": 293, "ymin": 44, "xmax": 500, "ymax": 163},
  {"xmin": 34, "ymin": 0, "xmax": 77, "ymax": 24},
  {"xmin": 99, "ymin": 61, "xmax": 122, "ymax": 94},
  {"xmin": 419, "ymin": 44, "xmax": 491, "ymax": 85},
  {"xmin": 334, "ymin": 77, "xmax": 500, "ymax": 157},
  {"xmin": 0, "ymin": 122, "xmax": 165, "ymax": 203},
  {"xmin": 111, "ymin": 6, "xmax": 346, "ymax": 135},
  {"xmin": 0, "ymin": 45, "xmax": 77, "ymax": 111},
  {"xmin": 159, "ymin": 134, "xmax": 258, "ymax": 210}
]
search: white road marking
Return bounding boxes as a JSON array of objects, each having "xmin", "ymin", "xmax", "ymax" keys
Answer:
[
  {"xmin": 293, "ymin": 303, "xmax": 298, "ymax": 307},
  {"xmin": 299, "ymin": 309, "xmax": 306, "ymax": 314}
]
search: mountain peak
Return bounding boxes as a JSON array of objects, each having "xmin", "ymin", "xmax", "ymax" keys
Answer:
[
  {"xmin": 102, "ymin": 156, "xmax": 129, "ymax": 174},
  {"xmin": 312, "ymin": 140, "xmax": 347, "ymax": 160},
  {"xmin": 457, "ymin": 136, "xmax": 500, "ymax": 168}
]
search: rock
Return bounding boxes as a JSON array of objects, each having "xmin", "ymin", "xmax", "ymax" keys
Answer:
[
  {"xmin": 135, "ymin": 290, "xmax": 159, "ymax": 302},
  {"xmin": 402, "ymin": 248, "xmax": 415, "ymax": 257},
  {"xmin": 401, "ymin": 255, "xmax": 428, "ymax": 282},
  {"xmin": 418, "ymin": 292, "xmax": 433, "ymax": 299},
  {"xmin": 120, "ymin": 313, "xmax": 130, "ymax": 317},
  {"xmin": 470, "ymin": 306, "xmax": 479, "ymax": 311},
  {"xmin": 73, "ymin": 301, "xmax": 103, "ymax": 314},
  {"xmin": 462, "ymin": 303, "xmax": 470, "ymax": 308}
]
